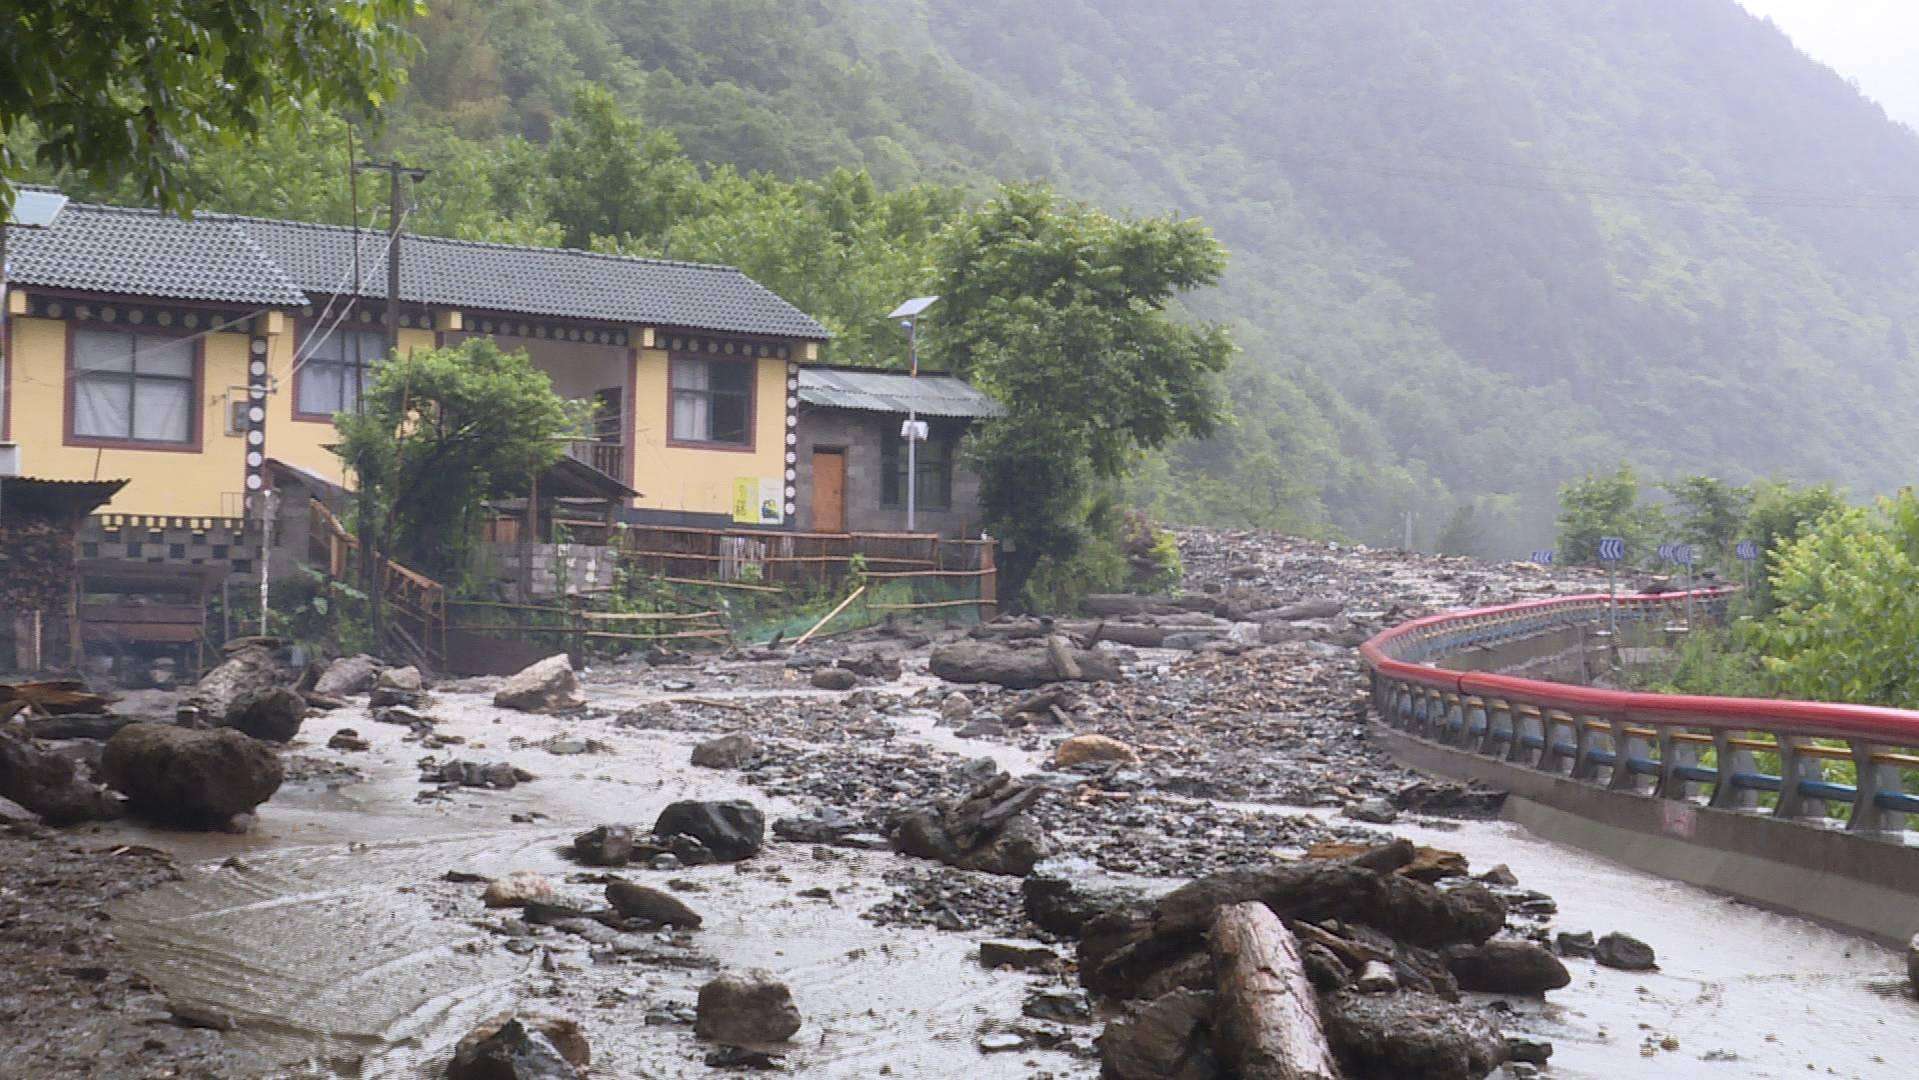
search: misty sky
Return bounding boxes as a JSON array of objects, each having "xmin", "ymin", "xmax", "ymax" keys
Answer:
[{"xmin": 1738, "ymin": 0, "xmax": 1919, "ymax": 127}]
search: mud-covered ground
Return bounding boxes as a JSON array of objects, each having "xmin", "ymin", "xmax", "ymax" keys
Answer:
[{"xmin": 4, "ymin": 531, "xmax": 1907, "ymax": 1078}]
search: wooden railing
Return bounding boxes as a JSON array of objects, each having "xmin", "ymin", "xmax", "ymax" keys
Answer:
[
  {"xmin": 308, "ymin": 499, "xmax": 448, "ymax": 664},
  {"xmin": 566, "ymin": 439, "xmax": 628, "ymax": 484}
]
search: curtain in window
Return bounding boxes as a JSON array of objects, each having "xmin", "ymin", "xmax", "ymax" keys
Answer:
[
  {"xmin": 671, "ymin": 358, "xmax": 711, "ymax": 442},
  {"xmin": 73, "ymin": 329, "xmax": 191, "ymax": 442},
  {"xmin": 299, "ymin": 329, "xmax": 384, "ymax": 415}
]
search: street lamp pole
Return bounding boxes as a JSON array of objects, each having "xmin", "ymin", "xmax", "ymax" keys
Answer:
[{"xmin": 887, "ymin": 296, "xmax": 940, "ymax": 533}]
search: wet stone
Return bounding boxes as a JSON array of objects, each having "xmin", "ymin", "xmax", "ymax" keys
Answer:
[
  {"xmin": 979, "ymin": 941, "xmax": 1059, "ymax": 972},
  {"xmin": 695, "ymin": 970, "xmax": 803, "ymax": 1044},
  {"xmin": 1554, "ymin": 930, "xmax": 1595, "ymax": 957},
  {"xmin": 1594, "ymin": 932, "xmax": 1658, "ymax": 971}
]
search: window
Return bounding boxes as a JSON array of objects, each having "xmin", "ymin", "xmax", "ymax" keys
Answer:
[
  {"xmin": 669, "ymin": 355, "xmax": 752, "ymax": 447},
  {"xmin": 881, "ymin": 428, "xmax": 953, "ymax": 511},
  {"xmin": 71, "ymin": 328, "xmax": 196, "ymax": 445},
  {"xmin": 297, "ymin": 328, "xmax": 386, "ymax": 417}
]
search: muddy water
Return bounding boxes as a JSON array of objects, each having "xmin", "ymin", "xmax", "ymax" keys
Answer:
[
  {"xmin": 90, "ymin": 673, "xmax": 1919, "ymax": 1078},
  {"xmin": 100, "ymin": 686, "xmax": 1089, "ymax": 1078},
  {"xmin": 1388, "ymin": 815, "xmax": 1919, "ymax": 1080}
]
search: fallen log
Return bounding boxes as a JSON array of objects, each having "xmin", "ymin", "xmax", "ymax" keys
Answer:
[{"xmin": 1210, "ymin": 902, "xmax": 1339, "ymax": 1080}]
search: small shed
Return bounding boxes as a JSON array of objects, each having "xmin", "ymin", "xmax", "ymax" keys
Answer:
[
  {"xmin": 0, "ymin": 476, "xmax": 127, "ymax": 670},
  {"xmin": 791, "ymin": 368, "xmax": 1002, "ymax": 538}
]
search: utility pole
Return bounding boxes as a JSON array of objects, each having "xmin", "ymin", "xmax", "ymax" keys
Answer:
[
  {"xmin": 350, "ymin": 161, "xmax": 426, "ymax": 653},
  {"xmin": 887, "ymin": 297, "xmax": 940, "ymax": 533},
  {"xmin": 353, "ymin": 161, "xmax": 428, "ymax": 357}
]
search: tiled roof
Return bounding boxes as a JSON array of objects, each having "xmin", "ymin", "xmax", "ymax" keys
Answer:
[
  {"xmin": 233, "ymin": 216, "xmax": 828, "ymax": 339},
  {"xmin": 3, "ymin": 197, "xmax": 829, "ymax": 340},
  {"xmin": 797, "ymin": 368, "xmax": 1003, "ymax": 419},
  {"xmin": 3, "ymin": 204, "xmax": 307, "ymax": 307}
]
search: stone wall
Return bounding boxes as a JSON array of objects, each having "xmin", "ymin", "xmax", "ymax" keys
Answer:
[
  {"xmin": 791, "ymin": 407, "xmax": 984, "ymax": 538},
  {"xmin": 479, "ymin": 542, "xmax": 618, "ymax": 598}
]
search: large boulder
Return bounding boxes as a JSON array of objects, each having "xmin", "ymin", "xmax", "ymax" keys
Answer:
[
  {"xmin": 0, "ymin": 728, "xmax": 120, "ymax": 824},
  {"xmin": 1445, "ymin": 940, "xmax": 1571, "ymax": 994},
  {"xmin": 182, "ymin": 640, "xmax": 291, "ymax": 720},
  {"xmin": 483, "ymin": 871, "xmax": 560, "ymax": 909},
  {"xmin": 571, "ymin": 824, "xmax": 635, "ymax": 867},
  {"xmin": 928, "ymin": 639, "xmax": 1122, "ymax": 690},
  {"xmin": 654, "ymin": 800, "xmax": 765, "ymax": 862},
  {"xmin": 493, "ymin": 655, "xmax": 584, "ymax": 713},
  {"xmin": 447, "ymin": 1017, "xmax": 582, "ymax": 1079},
  {"xmin": 1321, "ymin": 990, "xmax": 1506, "ymax": 1080},
  {"xmin": 223, "ymin": 686, "xmax": 307, "ymax": 743},
  {"xmin": 695, "ymin": 970, "xmax": 802, "ymax": 1044},
  {"xmin": 100, "ymin": 724, "xmax": 283, "ymax": 827},
  {"xmin": 312, "ymin": 654, "xmax": 383, "ymax": 697}
]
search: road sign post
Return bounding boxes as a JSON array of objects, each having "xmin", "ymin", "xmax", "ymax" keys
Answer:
[{"xmin": 1597, "ymin": 536, "xmax": 1626, "ymax": 637}]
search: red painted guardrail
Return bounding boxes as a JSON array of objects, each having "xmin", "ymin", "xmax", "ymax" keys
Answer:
[{"xmin": 1359, "ymin": 588, "xmax": 1919, "ymax": 830}]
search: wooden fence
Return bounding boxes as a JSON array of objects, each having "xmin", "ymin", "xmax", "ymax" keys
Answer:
[
  {"xmin": 610, "ymin": 524, "xmax": 997, "ymax": 619},
  {"xmin": 308, "ymin": 499, "xmax": 449, "ymax": 665}
]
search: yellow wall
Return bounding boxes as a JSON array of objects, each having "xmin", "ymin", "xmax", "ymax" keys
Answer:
[
  {"xmin": 268, "ymin": 325, "xmax": 437, "ymax": 491},
  {"xmin": 630, "ymin": 346, "xmax": 792, "ymax": 520},
  {"xmin": 5, "ymin": 316, "xmax": 255, "ymax": 516}
]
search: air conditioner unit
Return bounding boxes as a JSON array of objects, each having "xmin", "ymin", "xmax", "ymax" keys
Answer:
[{"xmin": 0, "ymin": 442, "xmax": 19, "ymax": 477}]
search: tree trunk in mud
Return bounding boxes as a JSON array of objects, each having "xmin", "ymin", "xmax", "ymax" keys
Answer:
[{"xmin": 1210, "ymin": 901, "xmax": 1338, "ymax": 1080}]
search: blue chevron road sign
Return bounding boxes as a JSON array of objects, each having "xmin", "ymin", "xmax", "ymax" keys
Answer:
[
  {"xmin": 1597, "ymin": 536, "xmax": 1625, "ymax": 562},
  {"xmin": 1531, "ymin": 550, "xmax": 1554, "ymax": 564},
  {"xmin": 1735, "ymin": 541, "xmax": 1759, "ymax": 561}
]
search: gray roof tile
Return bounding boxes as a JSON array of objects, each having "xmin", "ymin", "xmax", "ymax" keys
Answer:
[
  {"xmin": 4, "ymin": 204, "xmax": 307, "ymax": 307},
  {"xmin": 233, "ymin": 216, "xmax": 828, "ymax": 339},
  {"xmin": 3, "ymin": 198, "xmax": 829, "ymax": 340},
  {"xmin": 797, "ymin": 368, "xmax": 1002, "ymax": 418}
]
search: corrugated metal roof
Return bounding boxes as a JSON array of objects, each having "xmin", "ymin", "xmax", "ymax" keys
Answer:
[
  {"xmin": 797, "ymin": 369, "xmax": 1002, "ymax": 418},
  {"xmin": 4, "ymin": 198, "xmax": 830, "ymax": 340}
]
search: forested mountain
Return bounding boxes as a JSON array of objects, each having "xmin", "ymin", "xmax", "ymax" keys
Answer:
[{"xmin": 40, "ymin": 0, "xmax": 1919, "ymax": 551}]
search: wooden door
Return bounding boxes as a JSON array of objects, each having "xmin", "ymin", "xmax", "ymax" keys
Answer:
[{"xmin": 813, "ymin": 448, "xmax": 846, "ymax": 533}]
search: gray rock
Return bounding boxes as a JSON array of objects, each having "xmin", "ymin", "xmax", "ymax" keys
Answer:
[
  {"xmin": 690, "ymin": 733, "xmax": 758, "ymax": 769},
  {"xmin": 655, "ymin": 799, "xmax": 765, "ymax": 861},
  {"xmin": 182, "ymin": 642, "xmax": 289, "ymax": 720},
  {"xmin": 1355, "ymin": 959, "xmax": 1400, "ymax": 993},
  {"xmin": 979, "ymin": 941, "xmax": 1059, "ymax": 972},
  {"xmin": 0, "ymin": 728, "xmax": 120, "ymax": 824},
  {"xmin": 100, "ymin": 724, "xmax": 282, "ymax": 827},
  {"xmin": 1506, "ymin": 1036, "xmax": 1553, "ymax": 1065},
  {"xmin": 1553, "ymin": 930, "xmax": 1595, "ymax": 957},
  {"xmin": 810, "ymin": 666, "xmax": 858, "ymax": 691},
  {"xmin": 940, "ymin": 691, "xmax": 974, "ymax": 724},
  {"xmin": 695, "ymin": 970, "xmax": 802, "ymax": 1044},
  {"xmin": 1098, "ymin": 988, "xmax": 1219, "ymax": 1080},
  {"xmin": 222, "ymin": 686, "xmax": 306, "ymax": 743},
  {"xmin": 376, "ymin": 665, "xmax": 423, "ymax": 693},
  {"xmin": 312, "ymin": 654, "xmax": 382, "ymax": 697},
  {"xmin": 606, "ymin": 881, "xmax": 703, "ymax": 928},
  {"xmin": 927, "ymin": 639, "xmax": 1122, "ymax": 690},
  {"xmin": 572, "ymin": 824, "xmax": 634, "ymax": 866},
  {"xmin": 0, "ymin": 794, "xmax": 39, "ymax": 824},
  {"xmin": 493, "ymin": 654, "xmax": 584, "ymax": 713},
  {"xmin": 1321, "ymin": 989, "xmax": 1506, "ymax": 1080},
  {"xmin": 1342, "ymin": 797, "xmax": 1399, "ymax": 824},
  {"xmin": 1445, "ymin": 939, "xmax": 1571, "ymax": 994},
  {"xmin": 448, "ymin": 1017, "xmax": 581, "ymax": 1079},
  {"xmin": 1594, "ymin": 932, "xmax": 1657, "ymax": 971}
]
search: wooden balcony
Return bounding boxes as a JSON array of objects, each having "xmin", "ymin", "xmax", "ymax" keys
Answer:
[{"xmin": 567, "ymin": 440, "xmax": 627, "ymax": 484}]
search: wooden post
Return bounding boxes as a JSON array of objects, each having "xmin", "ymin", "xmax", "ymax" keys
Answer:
[
  {"xmin": 795, "ymin": 584, "xmax": 866, "ymax": 648},
  {"xmin": 1209, "ymin": 902, "xmax": 1338, "ymax": 1080},
  {"xmin": 979, "ymin": 540, "xmax": 998, "ymax": 621}
]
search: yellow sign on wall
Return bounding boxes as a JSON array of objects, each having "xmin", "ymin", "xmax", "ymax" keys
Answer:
[{"xmin": 732, "ymin": 477, "xmax": 783, "ymax": 525}]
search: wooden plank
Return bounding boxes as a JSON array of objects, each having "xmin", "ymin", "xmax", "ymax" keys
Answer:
[
  {"xmin": 79, "ymin": 604, "xmax": 204, "ymax": 624},
  {"xmin": 82, "ymin": 624, "xmax": 202, "ymax": 643}
]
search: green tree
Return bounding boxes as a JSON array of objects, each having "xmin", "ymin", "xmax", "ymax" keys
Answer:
[
  {"xmin": 546, "ymin": 86, "xmax": 703, "ymax": 248},
  {"xmin": 0, "ymin": 0, "xmax": 419, "ymax": 215},
  {"xmin": 1747, "ymin": 491, "xmax": 1919, "ymax": 707},
  {"xmin": 1741, "ymin": 479, "xmax": 1847, "ymax": 613},
  {"xmin": 927, "ymin": 184, "xmax": 1233, "ymax": 606},
  {"xmin": 1663, "ymin": 475, "xmax": 1752, "ymax": 570},
  {"xmin": 335, "ymin": 338, "xmax": 579, "ymax": 586},
  {"xmin": 1555, "ymin": 465, "xmax": 1667, "ymax": 566}
]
